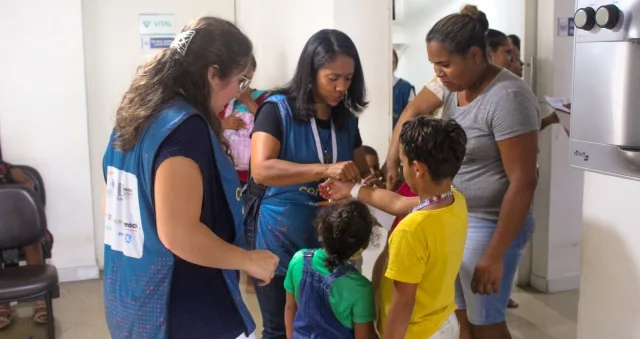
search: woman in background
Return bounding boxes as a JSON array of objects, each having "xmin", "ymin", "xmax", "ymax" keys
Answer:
[
  {"xmin": 486, "ymin": 29, "xmax": 515, "ymax": 70},
  {"xmin": 247, "ymin": 29, "xmax": 370, "ymax": 339},
  {"xmin": 392, "ymin": 49, "xmax": 416, "ymax": 130},
  {"xmin": 508, "ymin": 34, "xmax": 561, "ymax": 131},
  {"xmin": 101, "ymin": 16, "xmax": 278, "ymax": 339},
  {"xmin": 508, "ymin": 35, "xmax": 524, "ymax": 78}
]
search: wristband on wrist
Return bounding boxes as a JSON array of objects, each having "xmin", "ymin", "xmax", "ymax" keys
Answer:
[{"xmin": 350, "ymin": 183, "xmax": 362, "ymax": 200}]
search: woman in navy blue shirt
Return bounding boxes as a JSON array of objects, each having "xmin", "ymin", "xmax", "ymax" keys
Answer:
[
  {"xmin": 247, "ymin": 29, "xmax": 372, "ymax": 339},
  {"xmin": 100, "ymin": 17, "xmax": 278, "ymax": 339}
]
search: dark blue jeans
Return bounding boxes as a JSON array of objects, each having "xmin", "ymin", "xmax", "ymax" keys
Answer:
[
  {"xmin": 254, "ymin": 275, "xmax": 287, "ymax": 339},
  {"xmin": 244, "ymin": 181, "xmax": 286, "ymax": 338}
]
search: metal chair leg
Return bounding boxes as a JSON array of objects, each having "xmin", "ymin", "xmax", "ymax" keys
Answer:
[{"xmin": 45, "ymin": 292, "xmax": 55, "ymax": 339}]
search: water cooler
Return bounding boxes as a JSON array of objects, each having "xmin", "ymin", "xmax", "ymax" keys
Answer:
[{"xmin": 570, "ymin": 0, "xmax": 640, "ymax": 179}]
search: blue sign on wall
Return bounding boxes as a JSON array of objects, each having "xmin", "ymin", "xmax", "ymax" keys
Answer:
[
  {"xmin": 150, "ymin": 37, "xmax": 174, "ymax": 49},
  {"xmin": 568, "ymin": 17, "xmax": 575, "ymax": 36}
]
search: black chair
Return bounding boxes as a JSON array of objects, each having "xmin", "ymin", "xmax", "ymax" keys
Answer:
[
  {"xmin": 13, "ymin": 165, "xmax": 46, "ymax": 206},
  {"xmin": 0, "ymin": 185, "xmax": 57, "ymax": 338},
  {"xmin": 2, "ymin": 164, "xmax": 52, "ymax": 263}
]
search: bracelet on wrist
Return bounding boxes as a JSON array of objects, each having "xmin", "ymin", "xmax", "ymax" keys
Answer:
[{"xmin": 350, "ymin": 183, "xmax": 362, "ymax": 200}]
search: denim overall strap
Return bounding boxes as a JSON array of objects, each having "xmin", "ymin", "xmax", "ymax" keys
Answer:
[
  {"xmin": 300, "ymin": 249, "xmax": 316, "ymax": 281},
  {"xmin": 326, "ymin": 264, "xmax": 358, "ymax": 283},
  {"xmin": 292, "ymin": 250, "xmax": 355, "ymax": 339},
  {"xmin": 322, "ymin": 264, "xmax": 359, "ymax": 296},
  {"xmin": 303, "ymin": 249, "xmax": 316, "ymax": 261}
]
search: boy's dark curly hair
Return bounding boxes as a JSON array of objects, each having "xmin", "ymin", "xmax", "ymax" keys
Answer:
[
  {"xmin": 400, "ymin": 117, "xmax": 467, "ymax": 184},
  {"xmin": 316, "ymin": 200, "xmax": 376, "ymax": 272}
]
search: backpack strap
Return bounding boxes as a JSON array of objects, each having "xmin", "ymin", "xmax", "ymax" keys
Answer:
[{"xmin": 254, "ymin": 91, "xmax": 271, "ymax": 105}]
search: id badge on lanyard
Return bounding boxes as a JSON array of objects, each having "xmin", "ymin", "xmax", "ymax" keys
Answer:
[
  {"xmin": 310, "ymin": 117, "xmax": 338, "ymax": 164},
  {"xmin": 310, "ymin": 117, "xmax": 338, "ymax": 217}
]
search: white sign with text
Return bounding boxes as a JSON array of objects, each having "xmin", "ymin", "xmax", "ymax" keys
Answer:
[{"xmin": 139, "ymin": 14, "xmax": 176, "ymax": 36}]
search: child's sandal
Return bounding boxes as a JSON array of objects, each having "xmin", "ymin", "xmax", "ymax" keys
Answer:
[
  {"xmin": 0, "ymin": 306, "xmax": 14, "ymax": 330},
  {"xmin": 32, "ymin": 302, "xmax": 48, "ymax": 324}
]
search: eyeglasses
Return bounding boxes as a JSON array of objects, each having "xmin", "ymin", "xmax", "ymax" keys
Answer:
[{"xmin": 239, "ymin": 75, "xmax": 252, "ymax": 92}]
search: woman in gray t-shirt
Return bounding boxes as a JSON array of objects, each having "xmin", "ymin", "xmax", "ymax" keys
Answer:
[
  {"xmin": 382, "ymin": 6, "xmax": 539, "ymax": 339},
  {"xmin": 428, "ymin": 7, "xmax": 539, "ymax": 339}
]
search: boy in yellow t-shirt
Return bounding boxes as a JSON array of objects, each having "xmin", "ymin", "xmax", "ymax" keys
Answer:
[{"xmin": 320, "ymin": 117, "xmax": 468, "ymax": 339}]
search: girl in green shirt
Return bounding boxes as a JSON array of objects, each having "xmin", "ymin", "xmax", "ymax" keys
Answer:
[{"xmin": 284, "ymin": 201, "xmax": 377, "ymax": 339}]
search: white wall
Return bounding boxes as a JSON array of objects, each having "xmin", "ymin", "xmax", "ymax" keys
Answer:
[
  {"xmin": 0, "ymin": 0, "xmax": 99, "ymax": 281},
  {"xmin": 393, "ymin": 0, "xmax": 526, "ymax": 89},
  {"xmin": 82, "ymin": 0, "xmax": 235, "ymax": 268},
  {"xmin": 530, "ymin": 0, "xmax": 583, "ymax": 293},
  {"xmin": 235, "ymin": 0, "xmax": 335, "ymax": 90},
  {"xmin": 334, "ymin": 0, "xmax": 392, "ymax": 160},
  {"xmin": 237, "ymin": 0, "xmax": 393, "ymax": 160},
  {"xmin": 578, "ymin": 174, "xmax": 640, "ymax": 338}
]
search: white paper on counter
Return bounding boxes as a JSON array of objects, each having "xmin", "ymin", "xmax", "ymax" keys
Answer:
[{"xmin": 544, "ymin": 96, "xmax": 571, "ymax": 113}]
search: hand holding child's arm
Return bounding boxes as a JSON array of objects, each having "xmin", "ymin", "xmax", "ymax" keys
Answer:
[
  {"xmin": 319, "ymin": 179, "xmax": 419, "ymax": 216},
  {"xmin": 382, "ymin": 281, "xmax": 417, "ymax": 339},
  {"xmin": 284, "ymin": 292, "xmax": 297, "ymax": 339}
]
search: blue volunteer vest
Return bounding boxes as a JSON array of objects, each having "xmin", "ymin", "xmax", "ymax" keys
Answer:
[
  {"xmin": 254, "ymin": 94, "xmax": 357, "ymax": 275},
  {"xmin": 102, "ymin": 99, "xmax": 254, "ymax": 339},
  {"xmin": 392, "ymin": 78, "xmax": 415, "ymax": 129}
]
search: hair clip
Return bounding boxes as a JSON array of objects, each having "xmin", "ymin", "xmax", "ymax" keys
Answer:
[{"xmin": 170, "ymin": 30, "xmax": 196, "ymax": 56}]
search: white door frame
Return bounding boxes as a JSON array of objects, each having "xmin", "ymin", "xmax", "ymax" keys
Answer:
[{"xmin": 516, "ymin": 0, "xmax": 538, "ymax": 287}]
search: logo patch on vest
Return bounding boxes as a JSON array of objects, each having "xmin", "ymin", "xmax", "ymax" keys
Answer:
[
  {"xmin": 299, "ymin": 185, "xmax": 321, "ymax": 196},
  {"xmin": 105, "ymin": 166, "xmax": 145, "ymax": 259}
]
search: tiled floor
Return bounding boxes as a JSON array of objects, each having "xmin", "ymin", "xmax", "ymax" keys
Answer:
[{"xmin": 3, "ymin": 278, "xmax": 577, "ymax": 339}]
